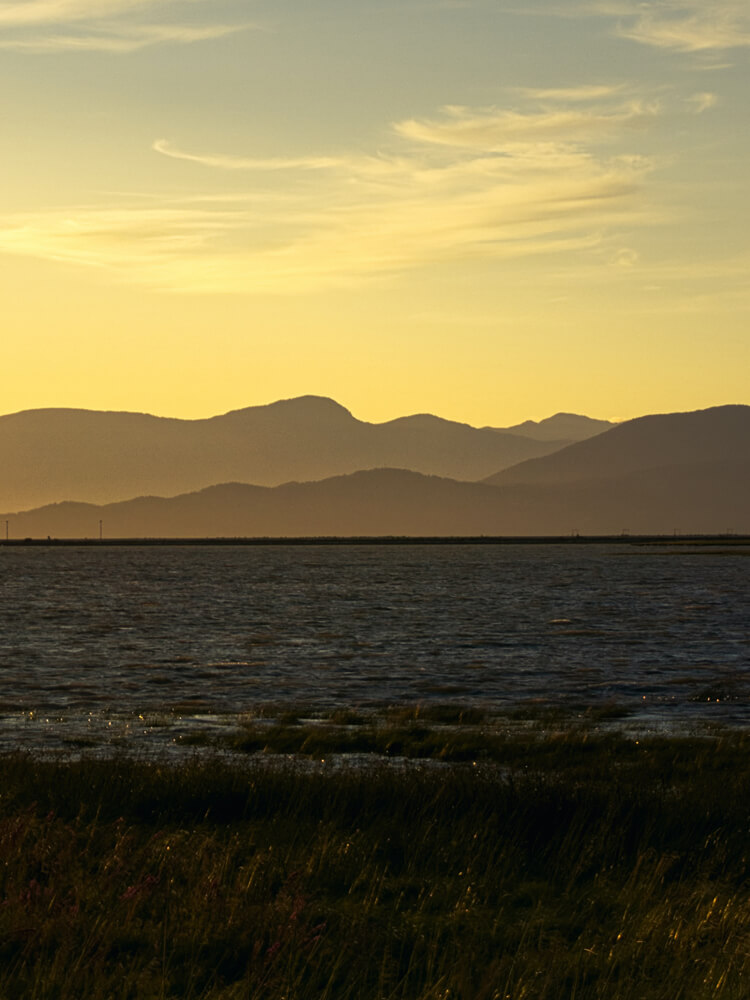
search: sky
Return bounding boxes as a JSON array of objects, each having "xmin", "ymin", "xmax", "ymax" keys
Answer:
[{"xmin": 1, "ymin": 0, "xmax": 749, "ymax": 427}]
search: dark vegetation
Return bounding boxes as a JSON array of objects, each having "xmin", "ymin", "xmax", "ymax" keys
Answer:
[
  {"xmin": 225, "ymin": 703, "xmax": 632, "ymax": 760},
  {"xmin": 1, "ymin": 724, "xmax": 749, "ymax": 998}
]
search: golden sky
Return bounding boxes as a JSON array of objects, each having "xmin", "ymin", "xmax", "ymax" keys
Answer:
[{"xmin": 1, "ymin": 0, "xmax": 748, "ymax": 426}]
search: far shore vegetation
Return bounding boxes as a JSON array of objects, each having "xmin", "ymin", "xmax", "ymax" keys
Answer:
[{"xmin": 2, "ymin": 711, "xmax": 750, "ymax": 999}]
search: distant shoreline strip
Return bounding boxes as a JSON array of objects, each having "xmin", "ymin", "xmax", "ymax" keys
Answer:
[{"xmin": 1, "ymin": 535, "xmax": 748, "ymax": 547}]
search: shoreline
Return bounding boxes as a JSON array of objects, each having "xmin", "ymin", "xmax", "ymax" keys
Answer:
[
  {"xmin": 2, "ymin": 532, "xmax": 749, "ymax": 546},
  {"xmin": 7, "ymin": 699, "xmax": 750, "ymax": 762}
]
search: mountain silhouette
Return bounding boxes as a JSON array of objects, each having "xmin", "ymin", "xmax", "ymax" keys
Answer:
[
  {"xmin": 0, "ymin": 471, "xmax": 510, "ymax": 538},
  {"xmin": 493, "ymin": 413, "xmax": 614, "ymax": 442},
  {"xmin": 2, "ymin": 460, "xmax": 747, "ymax": 539},
  {"xmin": 484, "ymin": 405, "xmax": 750, "ymax": 487},
  {"xmin": 2, "ymin": 404, "xmax": 746, "ymax": 537},
  {"xmin": 0, "ymin": 396, "xmax": 591, "ymax": 512}
]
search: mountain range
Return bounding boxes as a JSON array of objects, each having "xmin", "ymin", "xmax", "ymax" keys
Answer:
[
  {"xmin": 0, "ymin": 397, "xmax": 610, "ymax": 513},
  {"xmin": 0, "ymin": 400, "xmax": 747, "ymax": 538}
]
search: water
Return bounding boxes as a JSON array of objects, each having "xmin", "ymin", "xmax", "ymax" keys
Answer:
[{"xmin": 1, "ymin": 542, "xmax": 748, "ymax": 754}]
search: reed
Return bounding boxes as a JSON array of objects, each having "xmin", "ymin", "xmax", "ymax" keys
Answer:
[{"xmin": 1, "ymin": 725, "xmax": 749, "ymax": 998}]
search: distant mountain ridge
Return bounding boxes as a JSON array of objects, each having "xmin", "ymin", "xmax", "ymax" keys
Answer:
[
  {"xmin": 0, "ymin": 395, "xmax": 604, "ymax": 512},
  {"xmin": 2, "ymin": 405, "xmax": 748, "ymax": 537},
  {"xmin": 484, "ymin": 405, "xmax": 750, "ymax": 487},
  {"xmin": 505, "ymin": 413, "xmax": 614, "ymax": 441},
  {"xmin": 3, "ymin": 460, "xmax": 748, "ymax": 539}
]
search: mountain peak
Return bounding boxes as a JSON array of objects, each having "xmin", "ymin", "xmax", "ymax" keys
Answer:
[
  {"xmin": 223, "ymin": 395, "xmax": 355, "ymax": 421},
  {"xmin": 501, "ymin": 413, "xmax": 614, "ymax": 442}
]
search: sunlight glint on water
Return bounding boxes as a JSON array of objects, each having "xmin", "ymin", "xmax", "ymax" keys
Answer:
[{"xmin": 0, "ymin": 543, "xmax": 748, "ymax": 753}]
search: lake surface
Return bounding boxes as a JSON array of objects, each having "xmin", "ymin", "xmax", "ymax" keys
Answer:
[{"xmin": 1, "ymin": 542, "xmax": 748, "ymax": 754}]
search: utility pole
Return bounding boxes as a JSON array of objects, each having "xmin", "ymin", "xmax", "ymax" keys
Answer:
[
  {"xmin": 4, "ymin": 520, "xmax": 7, "ymax": 542},
  {"xmin": 99, "ymin": 520, "xmax": 103, "ymax": 542}
]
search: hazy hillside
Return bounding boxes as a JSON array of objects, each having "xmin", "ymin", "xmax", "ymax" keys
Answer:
[
  {"xmin": 3, "ymin": 459, "xmax": 748, "ymax": 538},
  {"xmin": 2, "ymin": 403, "xmax": 746, "ymax": 536},
  {"xmin": 0, "ymin": 471, "xmax": 510, "ymax": 539},
  {"xmin": 496, "ymin": 413, "xmax": 614, "ymax": 442},
  {"xmin": 0, "ymin": 396, "xmax": 575, "ymax": 512},
  {"xmin": 484, "ymin": 405, "xmax": 750, "ymax": 487}
]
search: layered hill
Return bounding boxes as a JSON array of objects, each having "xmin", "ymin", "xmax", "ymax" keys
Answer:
[
  {"xmin": 3, "ymin": 461, "xmax": 747, "ymax": 539},
  {"xmin": 477, "ymin": 404, "xmax": 750, "ymax": 535},
  {"xmin": 1, "ymin": 404, "xmax": 746, "ymax": 537},
  {"xmin": 494, "ymin": 413, "xmax": 614, "ymax": 441},
  {"xmin": 0, "ymin": 396, "xmax": 589, "ymax": 512},
  {"xmin": 484, "ymin": 405, "xmax": 750, "ymax": 488},
  {"xmin": 0, "ymin": 471, "xmax": 511, "ymax": 539}
]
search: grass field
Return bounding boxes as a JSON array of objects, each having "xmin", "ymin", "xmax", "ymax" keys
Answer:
[{"xmin": 1, "ymin": 719, "xmax": 749, "ymax": 999}]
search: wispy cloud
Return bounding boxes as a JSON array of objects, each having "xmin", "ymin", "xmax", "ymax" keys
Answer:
[
  {"xmin": 0, "ymin": 91, "xmax": 660, "ymax": 294},
  {"xmin": 512, "ymin": 1, "xmax": 750, "ymax": 56},
  {"xmin": 515, "ymin": 84, "xmax": 627, "ymax": 102},
  {"xmin": 686, "ymin": 91, "xmax": 719, "ymax": 113},
  {"xmin": 596, "ymin": 0, "xmax": 750, "ymax": 53},
  {"xmin": 0, "ymin": 22, "xmax": 250, "ymax": 52},
  {"xmin": 394, "ymin": 99, "xmax": 659, "ymax": 149},
  {"xmin": 0, "ymin": 1, "xmax": 160, "ymax": 26},
  {"xmin": 153, "ymin": 140, "xmax": 345, "ymax": 172},
  {"xmin": 0, "ymin": 0, "xmax": 252, "ymax": 51}
]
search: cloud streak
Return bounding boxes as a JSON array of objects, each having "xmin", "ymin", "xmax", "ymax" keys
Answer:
[
  {"xmin": 596, "ymin": 0, "xmax": 750, "ymax": 52},
  {"xmin": 153, "ymin": 140, "xmax": 345, "ymax": 172},
  {"xmin": 394, "ymin": 99, "xmax": 659, "ymax": 149},
  {"xmin": 0, "ymin": 1, "xmax": 164, "ymax": 26},
  {"xmin": 514, "ymin": 2, "xmax": 750, "ymax": 55},
  {"xmin": 0, "ymin": 92, "xmax": 659, "ymax": 294},
  {"xmin": 0, "ymin": 22, "xmax": 250, "ymax": 51},
  {"xmin": 0, "ymin": 0, "xmax": 251, "ymax": 51}
]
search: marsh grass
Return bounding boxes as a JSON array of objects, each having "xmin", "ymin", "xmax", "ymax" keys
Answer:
[
  {"xmin": 228, "ymin": 703, "xmax": 618, "ymax": 761},
  {"xmin": 1, "ymin": 726, "xmax": 750, "ymax": 998}
]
